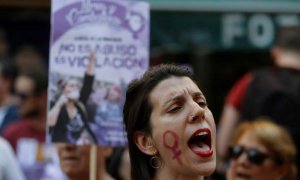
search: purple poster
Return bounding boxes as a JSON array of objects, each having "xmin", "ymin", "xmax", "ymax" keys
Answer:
[{"xmin": 47, "ymin": 0, "xmax": 149, "ymax": 146}]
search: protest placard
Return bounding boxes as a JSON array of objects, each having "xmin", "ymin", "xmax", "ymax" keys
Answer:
[{"xmin": 47, "ymin": 0, "xmax": 149, "ymax": 146}]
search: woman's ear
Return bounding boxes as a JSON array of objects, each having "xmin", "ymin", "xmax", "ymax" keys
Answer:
[{"xmin": 134, "ymin": 131, "xmax": 157, "ymax": 156}]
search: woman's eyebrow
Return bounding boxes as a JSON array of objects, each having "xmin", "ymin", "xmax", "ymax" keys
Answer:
[
  {"xmin": 163, "ymin": 91, "xmax": 204, "ymax": 107},
  {"xmin": 163, "ymin": 94, "xmax": 184, "ymax": 108},
  {"xmin": 193, "ymin": 92, "xmax": 205, "ymax": 99}
]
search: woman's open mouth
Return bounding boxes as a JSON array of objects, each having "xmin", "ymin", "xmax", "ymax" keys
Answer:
[{"xmin": 188, "ymin": 128, "xmax": 213, "ymax": 157}]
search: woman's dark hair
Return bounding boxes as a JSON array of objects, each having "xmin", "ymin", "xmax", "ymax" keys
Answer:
[
  {"xmin": 123, "ymin": 64, "xmax": 198, "ymax": 180},
  {"xmin": 107, "ymin": 147, "xmax": 126, "ymax": 180}
]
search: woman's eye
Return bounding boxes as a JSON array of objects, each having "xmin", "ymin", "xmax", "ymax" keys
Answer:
[
  {"xmin": 197, "ymin": 101, "xmax": 207, "ymax": 107},
  {"xmin": 168, "ymin": 106, "xmax": 182, "ymax": 113}
]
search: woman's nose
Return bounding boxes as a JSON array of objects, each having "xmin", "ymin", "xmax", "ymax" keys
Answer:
[{"xmin": 188, "ymin": 101, "xmax": 205, "ymax": 123}]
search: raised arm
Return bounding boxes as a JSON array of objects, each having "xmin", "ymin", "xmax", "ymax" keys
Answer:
[{"xmin": 86, "ymin": 50, "xmax": 95, "ymax": 75}]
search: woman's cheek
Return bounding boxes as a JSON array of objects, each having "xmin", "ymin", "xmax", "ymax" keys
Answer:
[{"xmin": 162, "ymin": 130, "xmax": 183, "ymax": 165}]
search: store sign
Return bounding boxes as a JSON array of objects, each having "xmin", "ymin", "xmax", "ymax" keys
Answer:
[
  {"xmin": 222, "ymin": 14, "xmax": 300, "ymax": 49},
  {"xmin": 151, "ymin": 12, "xmax": 300, "ymax": 50}
]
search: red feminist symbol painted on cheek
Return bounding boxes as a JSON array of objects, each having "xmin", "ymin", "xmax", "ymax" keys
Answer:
[{"xmin": 163, "ymin": 130, "xmax": 182, "ymax": 164}]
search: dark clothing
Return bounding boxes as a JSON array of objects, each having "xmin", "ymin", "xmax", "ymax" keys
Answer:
[
  {"xmin": 50, "ymin": 74, "xmax": 96, "ymax": 143},
  {"xmin": 0, "ymin": 104, "xmax": 20, "ymax": 134},
  {"xmin": 241, "ymin": 67, "xmax": 300, "ymax": 167}
]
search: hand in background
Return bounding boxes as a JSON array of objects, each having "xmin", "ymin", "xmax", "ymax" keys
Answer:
[{"xmin": 86, "ymin": 50, "xmax": 96, "ymax": 75}]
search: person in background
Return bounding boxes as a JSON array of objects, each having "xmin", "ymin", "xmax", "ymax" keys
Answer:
[
  {"xmin": 94, "ymin": 84, "xmax": 125, "ymax": 146},
  {"xmin": 217, "ymin": 26, "xmax": 300, "ymax": 172},
  {"xmin": 2, "ymin": 68, "xmax": 48, "ymax": 151},
  {"xmin": 0, "ymin": 59, "xmax": 20, "ymax": 133},
  {"xmin": 108, "ymin": 147, "xmax": 131, "ymax": 180},
  {"xmin": 0, "ymin": 137, "xmax": 26, "ymax": 180},
  {"xmin": 226, "ymin": 119, "xmax": 297, "ymax": 180},
  {"xmin": 13, "ymin": 44, "xmax": 46, "ymax": 73},
  {"xmin": 95, "ymin": 85, "xmax": 123, "ymax": 126},
  {"xmin": 57, "ymin": 143, "xmax": 114, "ymax": 180},
  {"xmin": 123, "ymin": 64, "xmax": 216, "ymax": 180}
]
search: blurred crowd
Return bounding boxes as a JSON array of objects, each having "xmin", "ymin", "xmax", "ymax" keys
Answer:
[
  {"xmin": 216, "ymin": 26, "xmax": 300, "ymax": 180},
  {"xmin": 0, "ymin": 22, "xmax": 300, "ymax": 180}
]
